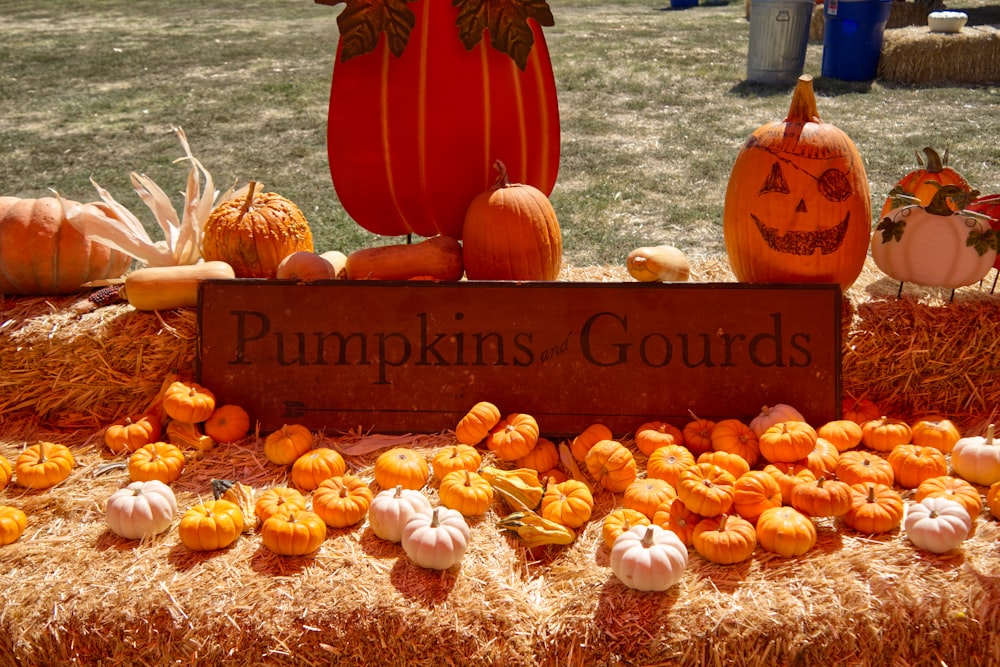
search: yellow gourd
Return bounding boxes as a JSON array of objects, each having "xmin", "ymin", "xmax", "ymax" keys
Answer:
[{"xmin": 626, "ymin": 245, "xmax": 691, "ymax": 282}]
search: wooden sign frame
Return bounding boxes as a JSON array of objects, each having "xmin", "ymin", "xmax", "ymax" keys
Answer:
[{"xmin": 198, "ymin": 280, "xmax": 842, "ymax": 437}]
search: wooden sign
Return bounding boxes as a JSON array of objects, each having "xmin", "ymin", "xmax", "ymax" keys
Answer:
[{"xmin": 198, "ymin": 281, "xmax": 842, "ymax": 437}]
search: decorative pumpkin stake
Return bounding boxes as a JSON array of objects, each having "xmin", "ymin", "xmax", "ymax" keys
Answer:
[
  {"xmin": 317, "ymin": 0, "xmax": 560, "ymax": 239},
  {"xmin": 723, "ymin": 75, "xmax": 871, "ymax": 291}
]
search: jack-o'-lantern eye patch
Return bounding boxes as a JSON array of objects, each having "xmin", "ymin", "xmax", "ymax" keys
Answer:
[
  {"xmin": 818, "ymin": 168, "xmax": 853, "ymax": 202},
  {"xmin": 758, "ymin": 162, "xmax": 790, "ymax": 196}
]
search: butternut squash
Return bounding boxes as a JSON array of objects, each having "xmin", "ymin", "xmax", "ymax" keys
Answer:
[
  {"xmin": 345, "ymin": 235, "xmax": 464, "ymax": 281},
  {"xmin": 123, "ymin": 261, "xmax": 236, "ymax": 311},
  {"xmin": 626, "ymin": 245, "xmax": 691, "ymax": 282}
]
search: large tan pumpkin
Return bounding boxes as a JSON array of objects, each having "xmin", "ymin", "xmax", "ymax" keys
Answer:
[
  {"xmin": 201, "ymin": 182, "xmax": 314, "ymax": 278},
  {"xmin": 722, "ymin": 75, "xmax": 871, "ymax": 291},
  {"xmin": 0, "ymin": 196, "xmax": 132, "ymax": 295}
]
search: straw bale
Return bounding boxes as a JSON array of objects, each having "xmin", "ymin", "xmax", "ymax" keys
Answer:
[
  {"xmin": 809, "ymin": 0, "xmax": 941, "ymax": 43},
  {"xmin": 878, "ymin": 25, "xmax": 1000, "ymax": 84}
]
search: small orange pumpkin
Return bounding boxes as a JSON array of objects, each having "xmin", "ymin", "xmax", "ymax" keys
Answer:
[
  {"xmin": 887, "ymin": 444, "xmax": 948, "ymax": 490},
  {"xmin": 0, "ymin": 454, "xmax": 11, "ymax": 491},
  {"xmin": 692, "ymin": 513, "xmax": 757, "ymax": 565},
  {"xmin": 816, "ymin": 419, "xmax": 863, "ymax": 452},
  {"xmin": 584, "ymin": 440, "xmax": 637, "ymax": 493},
  {"xmin": 860, "ymin": 416, "xmax": 912, "ymax": 453},
  {"xmin": 203, "ymin": 404, "xmax": 251, "ymax": 444},
  {"xmin": 710, "ymin": 419, "xmax": 760, "ymax": 467},
  {"xmin": 486, "ymin": 413, "xmax": 540, "ymax": 462},
  {"xmin": 454, "ymin": 401, "xmax": 501, "ymax": 445},
  {"xmin": 254, "ymin": 486, "xmax": 309, "ymax": 524},
  {"xmin": 312, "ymin": 474, "xmax": 374, "ymax": 528},
  {"xmin": 681, "ymin": 414, "xmax": 716, "ymax": 457},
  {"xmin": 104, "ymin": 413, "xmax": 162, "ymax": 454},
  {"xmin": 698, "ymin": 451, "xmax": 750, "ymax": 480},
  {"xmin": 676, "ymin": 462, "xmax": 737, "ymax": 518},
  {"xmin": 161, "ymin": 381, "xmax": 216, "ymax": 424},
  {"xmin": 732, "ymin": 469, "xmax": 783, "ymax": 524},
  {"xmin": 758, "ymin": 420, "xmax": 817, "ymax": 464},
  {"xmin": 801, "ymin": 437, "xmax": 840, "ymax": 479},
  {"xmin": 178, "ymin": 499, "xmax": 244, "ymax": 551},
  {"xmin": 260, "ymin": 508, "xmax": 327, "ymax": 556},
  {"xmin": 128, "ymin": 442, "xmax": 186, "ymax": 484},
  {"xmin": 0, "ymin": 504, "xmax": 27, "ymax": 546},
  {"xmin": 910, "ymin": 418, "xmax": 961, "ymax": 454},
  {"xmin": 570, "ymin": 423, "xmax": 613, "ymax": 462},
  {"xmin": 842, "ymin": 483, "xmax": 904, "ymax": 534},
  {"xmin": 622, "ymin": 478, "xmax": 677, "ymax": 520},
  {"xmin": 634, "ymin": 421, "xmax": 684, "ymax": 457},
  {"xmin": 540, "ymin": 479, "xmax": 594, "ymax": 529},
  {"xmin": 263, "ymin": 424, "xmax": 314, "ymax": 466},
  {"xmin": 514, "ymin": 437, "xmax": 560, "ymax": 474},
  {"xmin": 646, "ymin": 444, "xmax": 696, "ymax": 489},
  {"xmin": 842, "ymin": 396, "xmax": 881, "ymax": 424},
  {"xmin": 835, "ymin": 450, "xmax": 894, "ymax": 487},
  {"xmin": 602, "ymin": 508, "xmax": 651, "ymax": 550},
  {"xmin": 290, "ymin": 447, "xmax": 347, "ymax": 491},
  {"xmin": 763, "ymin": 462, "xmax": 816, "ymax": 505},
  {"xmin": 438, "ymin": 470, "xmax": 494, "ymax": 517},
  {"xmin": 431, "ymin": 444, "xmax": 483, "ymax": 479},
  {"xmin": 789, "ymin": 476, "xmax": 853, "ymax": 518},
  {"xmin": 652, "ymin": 497, "xmax": 702, "ymax": 547},
  {"xmin": 756, "ymin": 506, "xmax": 816, "ymax": 557},
  {"xmin": 374, "ymin": 447, "xmax": 430, "ymax": 491},
  {"xmin": 16, "ymin": 441, "xmax": 75, "ymax": 490}
]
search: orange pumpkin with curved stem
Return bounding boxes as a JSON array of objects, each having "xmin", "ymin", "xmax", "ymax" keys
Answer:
[
  {"xmin": 161, "ymin": 381, "xmax": 216, "ymax": 424},
  {"xmin": 910, "ymin": 418, "xmax": 961, "ymax": 454},
  {"xmin": 692, "ymin": 513, "xmax": 757, "ymax": 565},
  {"xmin": 540, "ymin": 479, "xmax": 594, "ymax": 529},
  {"xmin": 711, "ymin": 419, "xmax": 760, "ymax": 467},
  {"xmin": 789, "ymin": 476, "xmax": 853, "ymax": 518},
  {"xmin": 432, "ymin": 444, "xmax": 483, "ymax": 479},
  {"xmin": 374, "ymin": 448, "xmax": 430, "ymax": 491},
  {"xmin": 758, "ymin": 420, "xmax": 817, "ymax": 464},
  {"xmin": 682, "ymin": 414, "xmax": 716, "ymax": 457},
  {"xmin": 454, "ymin": 401, "xmax": 501, "ymax": 446},
  {"xmin": 128, "ymin": 442, "xmax": 185, "ymax": 484},
  {"xmin": 723, "ymin": 75, "xmax": 871, "ymax": 291},
  {"xmin": 321, "ymin": 0, "xmax": 559, "ymax": 240},
  {"xmin": 646, "ymin": 444, "xmax": 696, "ymax": 490},
  {"xmin": 602, "ymin": 508, "xmax": 651, "ymax": 550}
]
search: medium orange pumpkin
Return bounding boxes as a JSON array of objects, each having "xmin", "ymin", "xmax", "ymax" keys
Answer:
[
  {"xmin": 841, "ymin": 396, "xmax": 881, "ymax": 424},
  {"xmin": 756, "ymin": 506, "xmax": 816, "ymax": 557},
  {"xmin": 260, "ymin": 509, "xmax": 327, "ymax": 556},
  {"xmin": 634, "ymin": 421, "xmax": 684, "ymax": 457},
  {"xmin": 290, "ymin": 447, "xmax": 347, "ymax": 491},
  {"xmin": 203, "ymin": 404, "xmax": 251, "ymax": 444},
  {"xmin": 646, "ymin": 444, "xmax": 696, "ymax": 490},
  {"xmin": 454, "ymin": 401, "xmax": 501, "ymax": 446},
  {"xmin": 676, "ymin": 463, "xmax": 737, "ymax": 518},
  {"xmin": 16, "ymin": 441, "xmax": 75, "ymax": 490},
  {"xmin": 486, "ymin": 413, "xmax": 540, "ymax": 462},
  {"xmin": 462, "ymin": 160, "xmax": 562, "ymax": 281},
  {"xmin": 692, "ymin": 513, "xmax": 757, "ymax": 565},
  {"xmin": 842, "ymin": 483, "xmax": 904, "ymax": 534},
  {"xmin": 128, "ymin": 442, "xmax": 185, "ymax": 484},
  {"xmin": 801, "ymin": 438, "xmax": 840, "ymax": 479},
  {"xmin": 374, "ymin": 448, "xmax": 430, "ymax": 491},
  {"xmin": 910, "ymin": 418, "xmax": 961, "ymax": 454},
  {"xmin": 104, "ymin": 413, "xmax": 162, "ymax": 454},
  {"xmin": 584, "ymin": 440, "xmax": 637, "ymax": 493},
  {"xmin": 540, "ymin": 479, "xmax": 594, "ymax": 529},
  {"xmin": 201, "ymin": 182, "xmax": 314, "ymax": 278},
  {"xmin": 789, "ymin": 476, "xmax": 853, "ymax": 518},
  {"xmin": 886, "ymin": 444, "xmax": 948, "ymax": 489},
  {"xmin": 860, "ymin": 416, "xmax": 912, "ymax": 453},
  {"xmin": 438, "ymin": 470, "xmax": 494, "ymax": 517},
  {"xmin": 758, "ymin": 420, "xmax": 818, "ymax": 464},
  {"xmin": 263, "ymin": 424, "xmax": 314, "ymax": 466},
  {"xmin": 723, "ymin": 75, "xmax": 871, "ymax": 291},
  {"xmin": 710, "ymin": 419, "xmax": 760, "ymax": 467},
  {"xmin": 0, "ymin": 197, "xmax": 132, "ymax": 295},
  {"xmin": 431, "ymin": 444, "xmax": 483, "ymax": 479},
  {"xmin": 162, "ymin": 381, "xmax": 216, "ymax": 424},
  {"xmin": 602, "ymin": 508, "xmax": 651, "ymax": 550},
  {"xmin": 835, "ymin": 450, "xmax": 894, "ymax": 487},
  {"xmin": 622, "ymin": 478, "xmax": 677, "ymax": 520},
  {"xmin": 816, "ymin": 419, "xmax": 863, "ymax": 452},
  {"xmin": 732, "ymin": 470, "xmax": 783, "ymax": 524},
  {"xmin": 312, "ymin": 475, "xmax": 374, "ymax": 528},
  {"xmin": 254, "ymin": 486, "xmax": 309, "ymax": 524}
]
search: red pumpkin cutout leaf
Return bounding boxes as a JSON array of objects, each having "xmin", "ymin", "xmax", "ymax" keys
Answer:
[
  {"xmin": 316, "ymin": 0, "xmax": 417, "ymax": 61},
  {"xmin": 454, "ymin": 0, "xmax": 555, "ymax": 70}
]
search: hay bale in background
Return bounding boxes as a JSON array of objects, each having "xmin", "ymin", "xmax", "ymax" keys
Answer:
[
  {"xmin": 878, "ymin": 25, "xmax": 1000, "ymax": 84},
  {"xmin": 810, "ymin": 0, "xmax": 941, "ymax": 43}
]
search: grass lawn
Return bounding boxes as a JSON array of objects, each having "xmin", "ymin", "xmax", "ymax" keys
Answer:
[{"xmin": 0, "ymin": 0, "xmax": 998, "ymax": 267}]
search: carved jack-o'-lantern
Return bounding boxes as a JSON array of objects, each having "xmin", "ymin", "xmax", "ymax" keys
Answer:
[{"xmin": 723, "ymin": 75, "xmax": 871, "ymax": 291}]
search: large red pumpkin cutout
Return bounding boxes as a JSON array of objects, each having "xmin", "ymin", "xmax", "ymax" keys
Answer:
[
  {"xmin": 723, "ymin": 75, "xmax": 871, "ymax": 291},
  {"xmin": 318, "ymin": 0, "xmax": 560, "ymax": 240}
]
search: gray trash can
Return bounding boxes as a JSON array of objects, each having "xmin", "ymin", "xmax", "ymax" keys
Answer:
[{"xmin": 747, "ymin": 0, "xmax": 815, "ymax": 84}]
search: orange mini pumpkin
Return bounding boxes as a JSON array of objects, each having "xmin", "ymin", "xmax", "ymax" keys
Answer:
[
  {"xmin": 203, "ymin": 404, "xmax": 251, "ymax": 444},
  {"xmin": 454, "ymin": 401, "xmax": 501, "ymax": 446},
  {"xmin": 692, "ymin": 513, "xmax": 757, "ymax": 565},
  {"xmin": 758, "ymin": 420, "xmax": 818, "ymax": 464},
  {"xmin": 860, "ymin": 416, "xmax": 912, "ymax": 453},
  {"xmin": 570, "ymin": 423, "xmax": 613, "ymax": 462},
  {"xmin": 178, "ymin": 499, "xmax": 244, "ymax": 551},
  {"xmin": 16, "ymin": 441, "xmax": 75, "ymax": 490},
  {"xmin": 789, "ymin": 476, "xmax": 853, "ymax": 518},
  {"xmin": 910, "ymin": 418, "xmax": 961, "ymax": 454},
  {"xmin": 723, "ymin": 75, "xmax": 871, "ymax": 291},
  {"xmin": 312, "ymin": 474, "xmax": 374, "ymax": 528},
  {"xmin": 842, "ymin": 483, "xmax": 904, "ymax": 534},
  {"xmin": 263, "ymin": 424, "xmax": 314, "ymax": 466},
  {"xmin": 462, "ymin": 160, "xmax": 563, "ymax": 281},
  {"xmin": 802, "ymin": 438, "xmax": 840, "ymax": 479},
  {"xmin": 732, "ymin": 469, "xmax": 783, "ymax": 524},
  {"xmin": 161, "ymin": 381, "xmax": 216, "ymax": 424},
  {"xmin": 634, "ymin": 421, "xmax": 684, "ymax": 457},
  {"xmin": 128, "ymin": 442, "xmax": 186, "ymax": 484},
  {"xmin": 260, "ymin": 508, "xmax": 327, "ymax": 556},
  {"xmin": 432, "ymin": 444, "xmax": 483, "ymax": 479},
  {"xmin": 841, "ymin": 397, "xmax": 881, "ymax": 424},
  {"xmin": 763, "ymin": 462, "xmax": 816, "ymax": 505},
  {"xmin": 710, "ymin": 419, "xmax": 760, "ymax": 467},
  {"xmin": 835, "ymin": 450, "xmax": 894, "ymax": 487},
  {"xmin": 540, "ymin": 479, "xmax": 594, "ymax": 529},
  {"xmin": 756, "ymin": 506, "xmax": 816, "ymax": 557},
  {"xmin": 698, "ymin": 451, "xmax": 750, "ymax": 480},
  {"xmin": 584, "ymin": 440, "xmax": 637, "ymax": 493},
  {"xmin": 104, "ymin": 413, "xmax": 162, "ymax": 454},
  {"xmin": 0, "ymin": 454, "xmax": 11, "ymax": 491},
  {"xmin": 653, "ymin": 497, "xmax": 702, "ymax": 547},
  {"xmin": 622, "ymin": 477, "xmax": 677, "ymax": 519},
  {"xmin": 682, "ymin": 414, "xmax": 716, "ymax": 457},
  {"xmin": 886, "ymin": 444, "xmax": 948, "ymax": 490},
  {"xmin": 486, "ymin": 413, "xmax": 539, "ymax": 462},
  {"xmin": 602, "ymin": 508, "xmax": 651, "ymax": 550},
  {"xmin": 816, "ymin": 419, "xmax": 863, "ymax": 453},
  {"xmin": 514, "ymin": 437, "xmax": 560, "ymax": 474},
  {"xmin": 438, "ymin": 470, "xmax": 494, "ymax": 517},
  {"xmin": 254, "ymin": 486, "xmax": 309, "ymax": 524},
  {"xmin": 646, "ymin": 444, "xmax": 696, "ymax": 489},
  {"xmin": 290, "ymin": 447, "xmax": 347, "ymax": 491},
  {"xmin": 374, "ymin": 447, "xmax": 430, "ymax": 491},
  {"xmin": 676, "ymin": 462, "xmax": 737, "ymax": 518}
]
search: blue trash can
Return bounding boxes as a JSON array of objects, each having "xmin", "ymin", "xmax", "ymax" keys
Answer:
[
  {"xmin": 821, "ymin": 0, "xmax": 893, "ymax": 81},
  {"xmin": 671, "ymin": 0, "xmax": 699, "ymax": 8}
]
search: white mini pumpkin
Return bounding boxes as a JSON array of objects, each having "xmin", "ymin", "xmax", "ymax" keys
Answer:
[
  {"xmin": 105, "ymin": 479, "xmax": 178, "ymax": 540},
  {"xmin": 368, "ymin": 485, "xmax": 433, "ymax": 543},
  {"xmin": 904, "ymin": 496, "xmax": 971, "ymax": 554},
  {"xmin": 609, "ymin": 524, "xmax": 689, "ymax": 592},
  {"xmin": 401, "ymin": 506, "xmax": 470, "ymax": 570},
  {"xmin": 950, "ymin": 424, "xmax": 1000, "ymax": 487}
]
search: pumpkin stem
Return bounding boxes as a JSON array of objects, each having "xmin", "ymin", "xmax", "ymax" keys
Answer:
[
  {"xmin": 640, "ymin": 525, "xmax": 657, "ymax": 547},
  {"xmin": 785, "ymin": 75, "xmax": 820, "ymax": 124},
  {"xmin": 921, "ymin": 147, "xmax": 945, "ymax": 173},
  {"xmin": 239, "ymin": 181, "xmax": 257, "ymax": 218},
  {"xmin": 490, "ymin": 160, "xmax": 512, "ymax": 190}
]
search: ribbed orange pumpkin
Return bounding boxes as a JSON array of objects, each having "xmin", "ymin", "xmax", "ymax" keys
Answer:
[
  {"xmin": 759, "ymin": 420, "xmax": 818, "ymax": 464},
  {"xmin": 584, "ymin": 440, "xmax": 638, "ymax": 493},
  {"xmin": 879, "ymin": 147, "xmax": 973, "ymax": 218},
  {"xmin": 732, "ymin": 469, "xmax": 783, "ymax": 524},
  {"xmin": 0, "ymin": 197, "xmax": 132, "ymax": 295},
  {"xmin": 462, "ymin": 160, "xmax": 562, "ymax": 281},
  {"xmin": 646, "ymin": 444, "xmax": 696, "ymax": 490},
  {"xmin": 722, "ymin": 75, "xmax": 871, "ymax": 291},
  {"xmin": 201, "ymin": 182, "xmax": 314, "ymax": 278}
]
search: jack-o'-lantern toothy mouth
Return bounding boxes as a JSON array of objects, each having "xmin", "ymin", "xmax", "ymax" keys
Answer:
[{"xmin": 750, "ymin": 213, "xmax": 850, "ymax": 255}]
